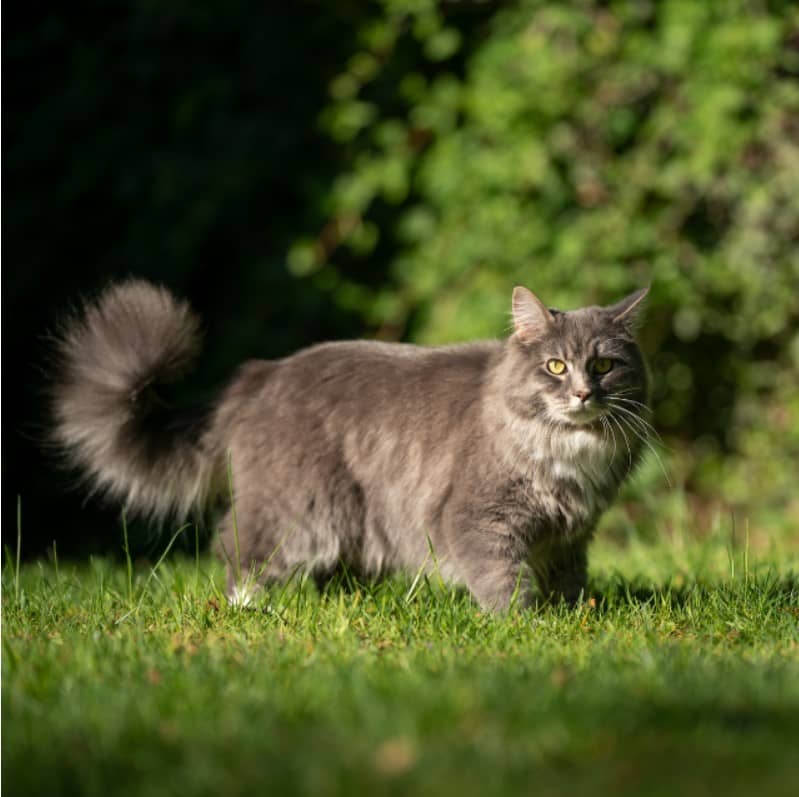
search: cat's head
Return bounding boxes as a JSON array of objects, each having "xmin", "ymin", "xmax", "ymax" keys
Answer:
[{"xmin": 503, "ymin": 286, "xmax": 650, "ymax": 429}]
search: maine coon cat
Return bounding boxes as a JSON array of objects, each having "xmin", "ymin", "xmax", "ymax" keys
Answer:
[{"xmin": 51, "ymin": 280, "xmax": 650, "ymax": 610}]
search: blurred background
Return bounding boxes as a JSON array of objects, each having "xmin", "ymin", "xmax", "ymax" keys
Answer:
[{"xmin": 4, "ymin": 0, "xmax": 798, "ymax": 559}]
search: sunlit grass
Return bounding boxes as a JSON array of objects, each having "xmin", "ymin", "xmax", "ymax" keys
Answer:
[{"xmin": 3, "ymin": 515, "xmax": 798, "ymax": 797}]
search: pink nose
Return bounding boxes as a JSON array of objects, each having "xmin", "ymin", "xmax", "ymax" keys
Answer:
[{"xmin": 574, "ymin": 389, "xmax": 592, "ymax": 402}]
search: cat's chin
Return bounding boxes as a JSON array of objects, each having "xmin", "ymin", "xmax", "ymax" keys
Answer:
[{"xmin": 561, "ymin": 407, "xmax": 606, "ymax": 428}]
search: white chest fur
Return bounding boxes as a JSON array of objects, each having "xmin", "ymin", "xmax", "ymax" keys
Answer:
[
  {"xmin": 540, "ymin": 428, "xmax": 612, "ymax": 486},
  {"xmin": 529, "ymin": 426, "xmax": 617, "ymax": 531}
]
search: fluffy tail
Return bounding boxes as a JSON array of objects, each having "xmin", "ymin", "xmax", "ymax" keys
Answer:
[{"xmin": 51, "ymin": 280, "xmax": 224, "ymax": 522}]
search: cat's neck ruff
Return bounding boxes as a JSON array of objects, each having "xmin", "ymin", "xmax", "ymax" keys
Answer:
[
  {"xmin": 530, "ymin": 422, "xmax": 614, "ymax": 488},
  {"xmin": 492, "ymin": 404, "xmax": 617, "ymax": 488}
]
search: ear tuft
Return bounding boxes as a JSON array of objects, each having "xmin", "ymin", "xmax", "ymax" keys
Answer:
[{"xmin": 512, "ymin": 286, "xmax": 554, "ymax": 342}]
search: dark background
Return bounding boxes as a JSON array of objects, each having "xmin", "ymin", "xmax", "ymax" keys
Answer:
[{"xmin": 3, "ymin": 1, "xmax": 361, "ymax": 557}]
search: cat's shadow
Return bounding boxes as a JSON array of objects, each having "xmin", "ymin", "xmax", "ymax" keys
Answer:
[
  {"xmin": 586, "ymin": 573, "xmax": 797, "ymax": 613},
  {"xmin": 309, "ymin": 568, "xmax": 798, "ymax": 614}
]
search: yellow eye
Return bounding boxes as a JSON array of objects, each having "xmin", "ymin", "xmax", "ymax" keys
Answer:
[
  {"xmin": 547, "ymin": 359, "xmax": 567, "ymax": 375},
  {"xmin": 593, "ymin": 358, "xmax": 613, "ymax": 374}
]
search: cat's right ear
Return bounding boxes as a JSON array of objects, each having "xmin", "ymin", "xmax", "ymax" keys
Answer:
[
  {"xmin": 606, "ymin": 287, "xmax": 649, "ymax": 332},
  {"xmin": 512, "ymin": 286, "xmax": 554, "ymax": 343}
]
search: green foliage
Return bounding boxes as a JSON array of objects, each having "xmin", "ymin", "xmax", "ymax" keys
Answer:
[
  {"xmin": 3, "ymin": 527, "xmax": 798, "ymax": 797},
  {"xmin": 301, "ymin": 0, "xmax": 799, "ymax": 528}
]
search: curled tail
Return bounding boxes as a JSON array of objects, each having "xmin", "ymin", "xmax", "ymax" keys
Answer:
[{"xmin": 51, "ymin": 280, "xmax": 224, "ymax": 522}]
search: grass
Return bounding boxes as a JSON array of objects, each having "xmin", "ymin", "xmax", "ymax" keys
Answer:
[{"xmin": 3, "ymin": 518, "xmax": 799, "ymax": 797}]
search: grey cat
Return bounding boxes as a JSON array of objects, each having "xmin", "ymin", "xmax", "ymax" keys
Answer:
[{"xmin": 52, "ymin": 280, "xmax": 650, "ymax": 610}]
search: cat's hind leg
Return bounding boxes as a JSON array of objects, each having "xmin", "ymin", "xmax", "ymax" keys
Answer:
[
  {"xmin": 215, "ymin": 505, "xmax": 303, "ymax": 607},
  {"xmin": 215, "ymin": 494, "xmax": 348, "ymax": 607}
]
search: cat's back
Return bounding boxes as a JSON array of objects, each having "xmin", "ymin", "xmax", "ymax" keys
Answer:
[
  {"xmin": 217, "ymin": 338, "xmax": 502, "ymax": 470},
  {"xmin": 270, "ymin": 338, "xmax": 501, "ymax": 406}
]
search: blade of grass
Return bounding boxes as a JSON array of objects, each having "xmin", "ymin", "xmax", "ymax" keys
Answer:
[
  {"xmin": 16, "ymin": 495, "xmax": 22, "ymax": 605},
  {"xmin": 115, "ymin": 524, "xmax": 191, "ymax": 625},
  {"xmin": 121, "ymin": 511, "xmax": 133, "ymax": 605}
]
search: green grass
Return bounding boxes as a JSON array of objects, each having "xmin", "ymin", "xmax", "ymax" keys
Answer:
[{"xmin": 3, "ymin": 522, "xmax": 798, "ymax": 797}]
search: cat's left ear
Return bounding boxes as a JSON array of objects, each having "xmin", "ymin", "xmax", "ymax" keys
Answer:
[{"xmin": 606, "ymin": 287, "xmax": 649, "ymax": 331}]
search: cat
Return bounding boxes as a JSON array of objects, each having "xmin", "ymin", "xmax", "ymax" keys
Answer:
[{"xmin": 51, "ymin": 280, "xmax": 650, "ymax": 610}]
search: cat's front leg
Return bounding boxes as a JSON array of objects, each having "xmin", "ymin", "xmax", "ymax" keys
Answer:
[
  {"xmin": 530, "ymin": 540, "xmax": 589, "ymax": 606},
  {"xmin": 445, "ymin": 520, "xmax": 532, "ymax": 612}
]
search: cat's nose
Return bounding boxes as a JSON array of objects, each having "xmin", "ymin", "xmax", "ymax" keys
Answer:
[{"xmin": 574, "ymin": 388, "xmax": 592, "ymax": 403}]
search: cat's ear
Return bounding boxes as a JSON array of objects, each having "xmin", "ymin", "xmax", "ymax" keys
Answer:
[
  {"xmin": 512, "ymin": 286, "xmax": 554, "ymax": 342},
  {"xmin": 607, "ymin": 287, "xmax": 649, "ymax": 331}
]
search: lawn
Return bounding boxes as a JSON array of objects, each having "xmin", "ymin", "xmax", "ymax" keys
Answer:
[{"xmin": 3, "ymin": 515, "xmax": 798, "ymax": 797}]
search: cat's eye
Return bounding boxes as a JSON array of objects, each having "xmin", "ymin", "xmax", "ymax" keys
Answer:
[
  {"xmin": 546, "ymin": 359, "xmax": 567, "ymax": 375},
  {"xmin": 592, "ymin": 358, "xmax": 613, "ymax": 375}
]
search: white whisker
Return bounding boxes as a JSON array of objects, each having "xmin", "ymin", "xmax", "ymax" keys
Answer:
[
  {"xmin": 613, "ymin": 396, "xmax": 652, "ymax": 413},
  {"xmin": 599, "ymin": 415, "xmax": 617, "ymax": 464},
  {"xmin": 613, "ymin": 412, "xmax": 672, "ymax": 488},
  {"xmin": 606, "ymin": 413, "xmax": 633, "ymax": 471},
  {"xmin": 607, "ymin": 401, "xmax": 668, "ymax": 450}
]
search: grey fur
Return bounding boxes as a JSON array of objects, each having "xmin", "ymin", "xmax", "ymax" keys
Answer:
[{"xmin": 51, "ymin": 280, "xmax": 650, "ymax": 610}]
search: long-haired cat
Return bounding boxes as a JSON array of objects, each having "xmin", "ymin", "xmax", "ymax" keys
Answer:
[{"xmin": 51, "ymin": 281, "xmax": 650, "ymax": 610}]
